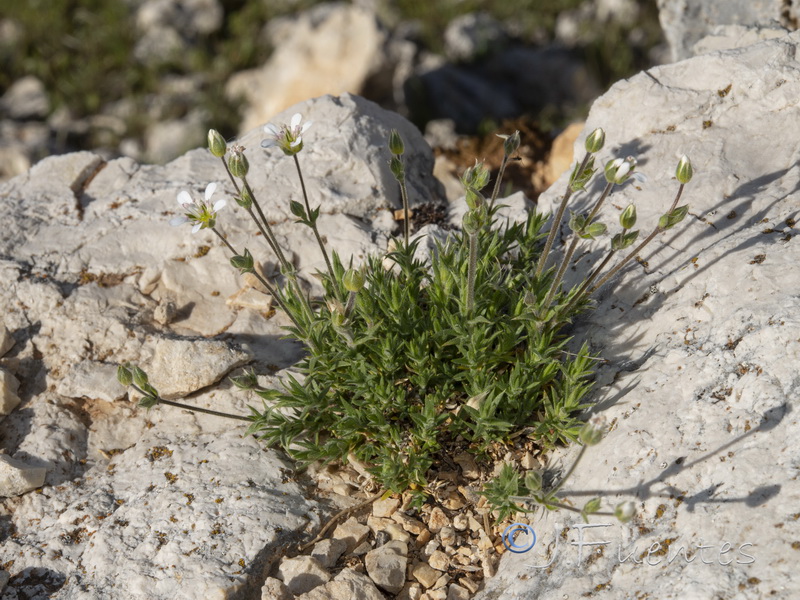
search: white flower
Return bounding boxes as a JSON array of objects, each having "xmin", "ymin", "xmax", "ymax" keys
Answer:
[
  {"xmin": 261, "ymin": 113, "xmax": 312, "ymax": 156},
  {"xmin": 605, "ymin": 156, "xmax": 646, "ymax": 185},
  {"xmin": 170, "ymin": 182, "xmax": 226, "ymax": 233}
]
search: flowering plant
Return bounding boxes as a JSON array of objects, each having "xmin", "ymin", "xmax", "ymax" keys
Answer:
[{"xmin": 119, "ymin": 115, "xmax": 693, "ymax": 524}]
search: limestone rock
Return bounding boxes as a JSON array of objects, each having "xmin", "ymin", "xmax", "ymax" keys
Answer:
[
  {"xmin": 0, "ymin": 323, "xmax": 14, "ymax": 357},
  {"xmin": 278, "ymin": 556, "xmax": 331, "ymax": 596},
  {"xmin": 0, "ymin": 76, "xmax": 50, "ymax": 120},
  {"xmin": 261, "ymin": 576, "xmax": 292, "ymax": 600},
  {"xmin": 144, "ymin": 336, "xmax": 252, "ymax": 399},
  {"xmin": 332, "ymin": 516, "xmax": 371, "ymax": 553},
  {"xmin": 311, "ymin": 538, "xmax": 348, "ymax": 569},
  {"xmin": 228, "ymin": 4, "xmax": 386, "ymax": 133},
  {"xmin": 5, "ymin": 431, "xmax": 317, "ymax": 599},
  {"xmin": 475, "ymin": 29, "xmax": 800, "ymax": 600},
  {"xmin": 0, "ymin": 454, "xmax": 46, "ymax": 497},
  {"xmin": 365, "ymin": 539, "xmax": 408, "ymax": 594},
  {"xmin": 55, "ymin": 360, "xmax": 128, "ymax": 402},
  {"xmin": 0, "ymin": 368, "xmax": 20, "ymax": 416},
  {"xmin": 298, "ymin": 568, "xmax": 385, "ymax": 600},
  {"xmin": 657, "ymin": 0, "xmax": 795, "ymax": 61}
]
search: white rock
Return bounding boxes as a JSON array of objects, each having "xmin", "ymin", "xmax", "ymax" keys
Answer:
[
  {"xmin": 55, "ymin": 360, "xmax": 127, "ymax": 402},
  {"xmin": 0, "ymin": 368, "xmax": 20, "ymax": 416},
  {"xmin": 144, "ymin": 337, "xmax": 252, "ymax": 399},
  {"xmin": 311, "ymin": 537, "xmax": 348, "ymax": 569},
  {"xmin": 657, "ymin": 0, "xmax": 792, "ymax": 61},
  {"xmin": 228, "ymin": 4, "xmax": 386, "ymax": 133},
  {"xmin": 0, "ymin": 454, "xmax": 46, "ymax": 497},
  {"xmin": 476, "ymin": 30, "xmax": 800, "ymax": 600},
  {"xmin": 261, "ymin": 576, "xmax": 292, "ymax": 600},
  {"xmin": 278, "ymin": 556, "xmax": 331, "ymax": 596},
  {"xmin": 297, "ymin": 568, "xmax": 385, "ymax": 600},
  {"xmin": 446, "ymin": 583, "xmax": 470, "ymax": 600},
  {"xmin": 365, "ymin": 539, "xmax": 408, "ymax": 594},
  {"xmin": 6, "ymin": 431, "xmax": 319, "ymax": 599},
  {"xmin": 332, "ymin": 516, "xmax": 371, "ymax": 553},
  {"xmin": 0, "ymin": 323, "xmax": 14, "ymax": 356},
  {"xmin": 0, "ymin": 76, "xmax": 50, "ymax": 120}
]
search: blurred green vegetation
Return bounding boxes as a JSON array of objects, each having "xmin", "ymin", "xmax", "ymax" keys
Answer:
[{"xmin": 0, "ymin": 0, "xmax": 662, "ymax": 154}]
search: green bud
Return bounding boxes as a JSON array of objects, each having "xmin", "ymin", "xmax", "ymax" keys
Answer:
[
  {"xmin": 462, "ymin": 209, "xmax": 483, "ymax": 235},
  {"xmin": 230, "ymin": 369, "xmax": 258, "ymax": 390},
  {"xmin": 578, "ymin": 222, "xmax": 607, "ymax": 240},
  {"xmin": 658, "ymin": 205, "xmax": 689, "ymax": 230},
  {"xmin": 231, "ymin": 248, "xmax": 254, "ymax": 273},
  {"xmin": 207, "ymin": 129, "xmax": 227, "ymax": 158},
  {"xmin": 583, "ymin": 497, "xmax": 602, "ymax": 515},
  {"xmin": 461, "ymin": 160, "xmax": 491, "ymax": 192},
  {"xmin": 619, "ymin": 204, "xmax": 637, "ymax": 230},
  {"xmin": 388, "ymin": 129, "xmax": 405, "ymax": 155},
  {"xmin": 390, "ymin": 156, "xmax": 405, "ymax": 182},
  {"xmin": 117, "ymin": 364, "xmax": 133, "ymax": 387},
  {"xmin": 498, "ymin": 130, "xmax": 521, "ymax": 156},
  {"xmin": 615, "ymin": 501, "xmax": 636, "ymax": 523},
  {"xmin": 290, "ymin": 200, "xmax": 307, "ymax": 221},
  {"xmin": 676, "ymin": 155, "xmax": 693, "ymax": 184},
  {"xmin": 228, "ymin": 146, "xmax": 249, "ymax": 178},
  {"xmin": 131, "ymin": 365, "xmax": 148, "ymax": 388},
  {"xmin": 343, "ymin": 268, "xmax": 366, "ymax": 292},
  {"xmin": 584, "ymin": 128, "xmax": 606, "ymax": 154},
  {"xmin": 465, "ymin": 188, "xmax": 485, "ymax": 210},
  {"xmin": 328, "ymin": 299, "xmax": 346, "ymax": 327},
  {"xmin": 579, "ymin": 415, "xmax": 607, "ymax": 446},
  {"xmin": 611, "ymin": 230, "xmax": 639, "ymax": 251},
  {"xmin": 524, "ymin": 470, "xmax": 543, "ymax": 492},
  {"xmin": 138, "ymin": 395, "xmax": 159, "ymax": 409},
  {"xmin": 236, "ymin": 186, "xmax": 254, "ymax": 209},
  {"xmin": 568, "ymin": 211, "xmax": 586, "ymax": 233}
]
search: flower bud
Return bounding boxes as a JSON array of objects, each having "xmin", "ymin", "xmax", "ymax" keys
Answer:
[
  {"xmin": 584, "ymin": 128, "xmax": 606, "ymax": 154},
  {"xmin": 231, "ymin": 248, "xmax": 255, "ymax": 273},
  {"xmin": 605, "ymin": 156, "xmax": 637, "ymax": 184},
  {"xmin": 615, "ymin": 501, "xmax": 636, "ymax": 523},
  {"xmin": 619, "ymin": 204, "xmax": 637, "ymax": 230},
  {"xmin": 388, "ymin": 129, "xmax": 405, "ymax": 156},
  {"xmin": 228, "ymin": 146, "xmax": 249, "ymax": 178},
  {"xmin": 207, "ymin": 129, "xmax": 227, "ymax": 158},
  {"xmin": 117, "ymin": 364, "xmax": 133, "ymax": 387},
  {"xmin": 131, "ymin": 365, "xmax": 149, "ymax": 388},
  {"xmin": 676, "ymin": 155, "xmax": 693, "ymax": 184},
  {"xmin": 236, "ymin": 186, "xmax": 254, "ymax": 209},
  {"xmin": 498, "ymin": 130, "xmax": 521, "ymax": 156},
  {"xmin": 524, "ymin": 470, "xmax": 543, "ymax": 492},
  {"xmin": 462, "ymin": 209, "xmax": 483, "ymax": 235},
  {"xmin": 465, "ymin": 188, "xmax": 485, "ymax": 210},
  {"xmin": 390, "ymin": 156, "xmax": 405, "ymax": 182},
  {"xmin": 461, "ymin": 160, "xmax": 490, "ymax": 192},
  {"xmin": 328, "ymin": 300, "xmax": 346, "ymax": 327},
  {"xmin": 579, "ymin": 414, "xmax": 607, "ymax": 446},
  {"xmin": 343, "ymin": 268, "xmax": 365, "ymax": 292}
]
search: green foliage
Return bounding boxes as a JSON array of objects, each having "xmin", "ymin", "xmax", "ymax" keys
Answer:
[{"xmin": 247, "ymin": 207, "xmax": 596, "ymax": 495}]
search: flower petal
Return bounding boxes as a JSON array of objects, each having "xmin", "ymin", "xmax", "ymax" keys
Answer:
[
  {"xmin": 301, "ymin": 121, "xmax": 312, "ymax": 133},
  {"xmin": 213, "ymin": 199, "xmax": 227, "ymax": 212},
  {"xmin": 265, "ymin": 123, "xmax": 280, "ymax": 135},
  {"xmin": 191, "ymin": 223, "xmax": 202, "ymax": 234},
  {"xmin": 290, "ymin": 113, "xmax": 302, "ymax": 128},
  {"xmin": 170, "ymin": 215, "xmax": 189, "ymax": 227},
  {"xmin": 205, "ymin": 182, "xmax": 217, "ymax": 201},
  {"xmin": 177, "ymin": 190, "xmax": 193, "ymax": 207},
  {"xmin": 290, "ymin": 138, "xmax": 302, "ymax": 148},
  {"xmin": 261, "ymin": 139, "xmax": 277, "ymax": 148}
]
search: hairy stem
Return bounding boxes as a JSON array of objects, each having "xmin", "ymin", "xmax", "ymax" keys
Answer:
[
  {"xmin": 132, "ymin": 384, "xmax": 250, "ymax": 421},
  {"xmin": 587, "ymin": 183, "xmax": 685, "ymax": 296},
  {"xmin": 536, "ymin": 152, "xmax": 593, "ymax": 276},
  {"xmin": 467, "ymin": 232, "xmax": 477, "ymax": 313},
  {"xmin": 487, "ymin": 154, "xmax": 509, "ymax": 213}
]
